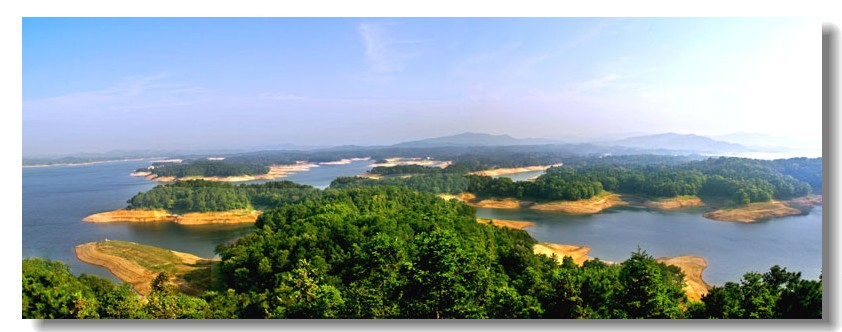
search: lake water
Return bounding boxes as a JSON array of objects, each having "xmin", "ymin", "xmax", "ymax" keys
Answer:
[
  {"xmin": 22, "ymin": 159, "xmax": 375, "ymax": 282},
  {"xmin": 23, "ymin": 160, "xmax": 822, "ymax": 287},
  {"xmin": 476, "ymin": 204, "xmax": 822, "ymax": 286},
  {"xmin": 493, "ymin": 170, "xmax": 545, "ymax": 182}
]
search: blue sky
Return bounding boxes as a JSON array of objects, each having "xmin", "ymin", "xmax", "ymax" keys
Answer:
[{"xmin": 22, "ymin": 18, "xmax": 821, "ymax": 155}]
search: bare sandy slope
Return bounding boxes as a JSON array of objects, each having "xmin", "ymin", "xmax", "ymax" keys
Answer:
[
  {"xmin": 644, "ymin": 196, "xmax": 703, "ymax": 210},
  {"xmin": 656, "ymin": 255, "xmax": 710, "ymax": 301},
  {"xmin": 83, "ymin": 209, "xmax": 261, "ymax": 225},
  {"xmin": 530, "ymin": 193, "xmax": 628, "ymax": 214},
  {"xmin": 702, "ymin": 201, "xmax": 803, "ymax": 223},
  {"xmin": 83, "ymin": 209, "xmax": 177, "ymax": 223},
  {"xmin": 533, "ymin": 243, "xmax": 592, "ymax": 266},
  {"xmin": 469, "ymin": 163, "xmax": 562, "ymax": 177},
  {"xmin": 75, "ymin": 240, "xmax": 217, "ymax": 296},
  {"xmin": 476, "ymin": 218, "xmax": 536, "ymax": 230}
]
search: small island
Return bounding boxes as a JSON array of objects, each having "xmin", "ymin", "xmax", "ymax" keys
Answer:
[{"xmin": 134, "ymin": 160, "xmax": 318, "ymax": 183}]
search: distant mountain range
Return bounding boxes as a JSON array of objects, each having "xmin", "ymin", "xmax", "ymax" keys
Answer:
[
  {"xmin": 28, "ymin": 131, "xmax": 811, "ymax": 165},
  {"xmin": 392, "ymin": 132, "xmax": 557, "ymax": 148},
  {"xmin": 390, "ymin": 132, "xmax": 750, "ymax": 154},
  {"xmin": 598, "ymin": 133, "xmax": 749, "ymax": 154}
]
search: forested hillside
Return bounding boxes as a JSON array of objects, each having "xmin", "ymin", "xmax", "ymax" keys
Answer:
[{"xmin": 24, "ymin": 185, "xmax": 822, "ymax": 318}]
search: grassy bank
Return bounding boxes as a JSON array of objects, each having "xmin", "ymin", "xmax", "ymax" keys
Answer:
[{"xmin": 75, "ymin": 240, "xmax": 218, "ymax": 296}]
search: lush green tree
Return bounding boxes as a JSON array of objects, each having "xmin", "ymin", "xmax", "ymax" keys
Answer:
[{"xmin": 615, "ymin": 249, "xmax": 686, "ymax": 318}]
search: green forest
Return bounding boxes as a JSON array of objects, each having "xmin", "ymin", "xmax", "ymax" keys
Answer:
[
  {"xmin": 24, "ymin": 156, "xmax": 822, "ymax": 319},
  {"xmin": 335, "ymin": 157, "xmax": 818, "ymax": 205},
  {"xmin": 143, "ymin": 160, "xmax": 270, "ymax": 178},
  {"xmin": 24, "ymin": 186, "xmax": 821, "ymax": 318}
]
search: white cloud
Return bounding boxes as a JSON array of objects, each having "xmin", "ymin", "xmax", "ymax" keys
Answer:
[{"xmin": 358, "ymin": 22, "xmax": 414, "ymax": 73}]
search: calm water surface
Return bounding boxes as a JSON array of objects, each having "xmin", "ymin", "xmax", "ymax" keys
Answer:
[
  {"xmin": 476, "ymin": 205, "xmax": 822, "ymax": 285},
  {"xmin": 23, "ymin": 161, "xmax": 822, "ymax": 286},
  {"xmin": 22, "ymin": 160, "xmax": 374, "ymax": 281}
]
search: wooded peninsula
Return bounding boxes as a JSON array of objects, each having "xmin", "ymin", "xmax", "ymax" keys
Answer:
[{"xmin": 26, "ymin": 152, "xmax": 822, "ymax": 319}]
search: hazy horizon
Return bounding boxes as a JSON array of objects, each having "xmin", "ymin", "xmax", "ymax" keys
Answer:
[{"xmin": 23, "ymin": 18, "xmax": 822, "ymax": 156}]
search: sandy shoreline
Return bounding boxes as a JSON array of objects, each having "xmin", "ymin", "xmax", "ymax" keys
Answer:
[
  {"xmin": 23, "ymin": 158, "xmax": 151, "ymax": 168},
  {"xmin": 530, "ymin": 193, "xmax": 627, "ymax": 214},
  {"xmin": 319, "ymin": 157, "xmax": 371, "ymax": 165},
  {"xmin": 143, "ymin": 162, "xmax": 319, "ymax": 183},
  {"xmin": 533, "ymin": 243, "xmax": 592, "ymax": 266},
  {"xmin": 702, "ymin": 200, "xmax": 804, "ymax": 223},
  {"xmin": 83, "ymin": 209, "xmax": 262, "ymax": 225},
  {"xmin": 534, "ymin": 242, "xmax": 710, "ymax": 301},
  {"xmin": 643, "ymin": 196, "xmax": 704, "ymax": 210},
  {"xmin": 476, "ymin": 218, "xmax": 536, "ymax": 230},
  {"xmin": 656, "ymin": 255, "xmax": 710, "ymax": 301},
  {"xmin": 371, "ymin": 157, "xmax": 452, "ymax": 169},
  {"xmin": 469, "ymin": 163, "xmax": 562, "ymax": 177},
  {"xmin": 447, "ymin": 192, "xmax": 627, "ymax": 214},
  {"xmin": 75, "ymin": 240, "xmax": 216, "ymax": 296}
]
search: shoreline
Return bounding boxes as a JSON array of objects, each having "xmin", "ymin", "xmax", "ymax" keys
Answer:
[
  {"xmin": 83, "ymin": 209, "xmax": 262, "ymax": 225},
  {"xmin": 702, "ymin": 200, "xmax": 808, "ymax": 223},
  {"xmin": 656, "ymin": 255, "xmax": 710, "ymax": 302},
  {"xmin": 533, "ymin": 242, "xmax": 710, "ymax": 301},
  {"xmin": 448, "ymin": 192, "xmax": 628, "ymax": 214},
  {"xmin": 642, "ymin": 195, "xmax": 704, "ymax": 210},
  {"xmin": 142, "ymin": 162, "xmax": 319, "ymax": 183},
  {"xmin": 23, "ymin": 158, "xmax": 153, "ymax": 168},
  {"xmin": 468, "ymin": 163, "xmax": 562, "ymax": 177},
  {"xmin": 75, "ymin": 240, "xmax": 216, "ymax": 296},
  {"xmin": 476, "ymin": 218, "xmax": 536, "ymax": 230},
  {"xmin": 370, "ymin": 157, "xmax": 452, "ymax": 169}
]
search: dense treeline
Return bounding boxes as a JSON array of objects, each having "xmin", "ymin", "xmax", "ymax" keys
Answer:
[
  {"xmin": 330, "ymin": 174, "xmax": 471, "ymax": 195},
  {"xmin": 127, "ymin": 180, "xmax": 320, "ymax": 213},
  {"xmin": 340, "ymin": 157, "xmax": 819, "ymax": 205},
  {"xmin": 369, "ymin": 164, "xmax": 447, "ymax": 175},
  {"xmin": 24, "ymin": 186, "xmax": 821, "ymax": 318},
  {"xmin": 202, "ymin": 186, "xmax": 699, "ymax": 318},
  {"xmin": 765, "ymin": 157, "xmax": 823, "ymax": 194},
  {"xmin": 692, "ymin": 266, "xmax": 822, "ymax": 318},
  {"xmin": 224, "ymin": 146, "xmax": 575, "ymax": 167},
  {"xmin": 145, "ymin": 160, "xmax": 270, "ymax": 178}
]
